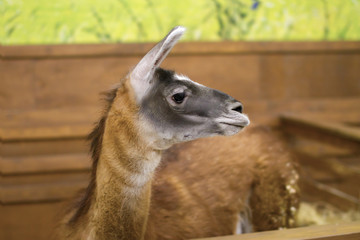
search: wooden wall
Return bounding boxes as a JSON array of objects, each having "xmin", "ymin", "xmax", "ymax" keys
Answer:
[
  {"xmin": 1, "ymin": 42, "xmax": 360, "ymax": 240},
  {"xmin": 1, "ymin": 42, "xmax": 360, "ymax": 111}
]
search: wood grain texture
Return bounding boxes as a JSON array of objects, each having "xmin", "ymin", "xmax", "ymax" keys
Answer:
[
  {"xmin": 0, "ymin": 202, "xmax": 66, "ymax": 240},
  {"xmin": 1, "ymin": 42, "xmax": 359, "ymax": 240},
  {"xmin": 0, "ymin": 153, "xmax": 90, "ymax": 175},
  {"xmin": 1, "ymin": 42, "xmax": 360, "ymax": 110},
  {"xmin": 0, "ymin": 178, "xmax": 88, "ymax": 204},
  {"xmin": 194, "ymin": 221, "xmax": 360, "ymax": 240},
  {"xmin": 2, "ymin": 42, "xmax": 360, "ymax": 59},
  {"xmin": 280, "ymin": 114, "xmax": 360, "ymax": 151}
]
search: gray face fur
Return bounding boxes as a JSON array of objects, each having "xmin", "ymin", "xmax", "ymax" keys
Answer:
[
  {"xmin": 141, "ymin": 68, "xmax": 248, "ymax": 142},
  {"xmin": 130, "ymin": 26, "xmax": 249, "ymax": 149}
]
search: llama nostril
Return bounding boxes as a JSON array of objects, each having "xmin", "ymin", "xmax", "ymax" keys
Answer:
[{"xmin": 232, "ymin": 104, "xmax": 243, "ymax": 113}]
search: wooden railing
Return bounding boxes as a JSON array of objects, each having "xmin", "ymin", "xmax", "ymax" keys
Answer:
[{"xmin": 196, "ymin": 221, "xmax": 360, "ymax": 240}]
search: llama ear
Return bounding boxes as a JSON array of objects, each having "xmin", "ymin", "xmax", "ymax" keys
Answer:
[{"xmin": 130, "ymin": 26, "xmax": 186, "ymax": 103}]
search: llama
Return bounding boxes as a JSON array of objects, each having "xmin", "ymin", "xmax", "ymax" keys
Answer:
[{"xmin": 58, "ymin": 26, "xmax": 299, "ymax": 240}]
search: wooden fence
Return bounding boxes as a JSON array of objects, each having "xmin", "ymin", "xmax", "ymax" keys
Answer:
[{"xmin": 1, "ymin": 41, "xmax": 360, "ymax": 239}]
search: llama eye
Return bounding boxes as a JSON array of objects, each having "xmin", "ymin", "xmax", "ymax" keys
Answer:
[{"xmin": 171, "ymin": 92, "xmax": 186, "ymax": 104}]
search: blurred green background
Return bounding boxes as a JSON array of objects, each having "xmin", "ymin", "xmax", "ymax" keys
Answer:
[{"xmin": 1, "ymin": 0, "xmax": 360, "ymax": 45}]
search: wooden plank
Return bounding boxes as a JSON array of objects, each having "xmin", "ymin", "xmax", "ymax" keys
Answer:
[
  {"xmin": 280, "ymin": 114, "xmax": 360, "ymax": 151},
  {"xmin": 0, "ymin": 124, "xmax": 91, "ymax": 142},
  {"xmin": 2, "ymin": 42, "xmax": 360, "ymax": 59},
  {"xmin": 244, "ymin": 97, "xmax": 360, "ymax": 126},
  {"xmin": 0, "ymin": 202, "xmax": 65, "ymax": 240},
  {"xmin": 194, "ymin": 221, "xmax": 360, "ymax": 240},
  {"xmin": 300, "ymin": 177, "xmax": 360, "ymax": 211},
  {"xmin": 0, "ymin": 57, "xmax": 138, "ymax": 110},
  {"xmin": 285, "ymin": 112, "xmax": 360, "ymax": 126},
  {"xmin": 0, "ymin": 178, "xmax": 88, "ymax": 204},
  {"xmin": 0, "ymin": 138, "xmax": 88, "ymax": 157},
  {"xmin": 268, "ymin": 54, "xmax": 360, "ymax": 99},
  {"xmin": 296, "ymin": 152, "xmax": 360, "ymax": 199},
  {"xmin": 0, "ymin": 153, "xmax": 91, "ymax": 175},
  {"xmin": 2, "ymin": 47, "xmax": 360, "ymax": 110},
  {"xmin": 0, "ymin": 106, "xmax": 98, "ymax": 128},
  {"xmin": 0, "ymin": 59, "xmax": 37, "ymax": 109}
]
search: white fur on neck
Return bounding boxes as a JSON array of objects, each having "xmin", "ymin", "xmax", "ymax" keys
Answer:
[{"xmin": 138, "ymin": 115, "xmax": 178, "ymax": 150}]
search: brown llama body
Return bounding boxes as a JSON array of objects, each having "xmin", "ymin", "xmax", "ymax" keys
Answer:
[
  {"xmin": 58, "ymin": 78, "xmax": 298, "ymax": 240},
  {"xmin": 57, "ymin": 26, "xmax": 299, "ymax": 240},
  {"xmin": 146, "ymin": 126, "xmax": 299, "ymax": 239}
]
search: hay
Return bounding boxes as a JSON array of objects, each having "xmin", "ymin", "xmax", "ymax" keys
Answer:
[{"xmin": 295, "ymin": 201, "xmax": 360, "ymax": 227}]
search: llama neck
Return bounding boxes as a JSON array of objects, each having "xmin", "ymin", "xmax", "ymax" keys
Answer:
[{"xmin": 88, "ymin": 83, "xmax": 162, "ymax": 240}]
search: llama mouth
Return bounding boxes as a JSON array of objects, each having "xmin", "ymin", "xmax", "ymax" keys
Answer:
[
  {"xmin": 220, "ymin": 122, "xmax": 245, "ymax": 128},
  {"xmin": 218, "ymin": 114, "xmax": 250, "ymax": 129}
]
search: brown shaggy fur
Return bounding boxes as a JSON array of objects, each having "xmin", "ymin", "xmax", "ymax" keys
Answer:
[
  {"xmin": 145, "ymin": 126, "xmax": 299, "ymax": 239},
  {"xmin": 68, "ymin": 85, "xmax": 119, "ymax": 226},
  {"xmin": 58, "ymin": 77, "xmax": 299, "ymax": 240}
]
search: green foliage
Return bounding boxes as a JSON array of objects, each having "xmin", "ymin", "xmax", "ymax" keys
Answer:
[{"xmin": 1, "ymin": 0, "xmax": 360, "ymax": 44}]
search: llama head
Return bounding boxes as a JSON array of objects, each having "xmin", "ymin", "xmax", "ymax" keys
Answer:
[{"xmin": 127, "ymin": 26, "xmax": 250, "ymax": 150}]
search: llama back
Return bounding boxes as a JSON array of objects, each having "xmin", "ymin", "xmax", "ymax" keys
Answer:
[{"xmin": 146, "ymin": 125, "xmax": 299, "ymax": 239}]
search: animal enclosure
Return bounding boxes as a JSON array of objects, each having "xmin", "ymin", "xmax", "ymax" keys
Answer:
[{"xmin": 0, "ymin": 41, "xmax": 360, "ymax": 239}]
